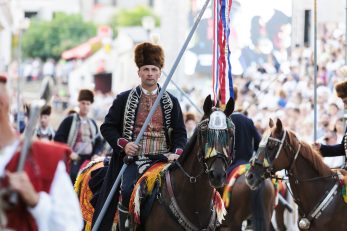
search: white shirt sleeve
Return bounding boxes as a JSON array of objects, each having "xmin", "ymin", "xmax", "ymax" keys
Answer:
[{"xmin": 28, "ymin": 161, "xmax": 83, "ymax": 231}]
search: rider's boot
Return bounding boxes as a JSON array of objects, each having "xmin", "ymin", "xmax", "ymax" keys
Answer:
[{"xmin": 118, "ymin": 203, "xmax": 130, "ymax": 231}]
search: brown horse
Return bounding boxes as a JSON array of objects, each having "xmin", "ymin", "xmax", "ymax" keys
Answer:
[
  {"xmin": 246, "ymin": 118, "xmax": 347, "ymax": 231},
  {"xmin": 140, "ymin": 95, "xmax": 236, "ymax": 230},
  {"xmin": 219, "ymin": 165, "xmax": 276, "ymax": 231}
]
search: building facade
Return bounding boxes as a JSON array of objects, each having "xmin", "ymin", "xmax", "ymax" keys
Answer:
[{"xmin": 0, "ymin": 0, "xmax": 13, "ymax": 72}]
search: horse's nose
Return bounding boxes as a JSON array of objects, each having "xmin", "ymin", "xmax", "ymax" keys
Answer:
[{"xmin": 209, "ymin": 170, "xmax": 226, "ymax": 182}]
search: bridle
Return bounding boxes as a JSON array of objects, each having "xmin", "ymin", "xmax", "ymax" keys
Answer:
[
  {"xmin": 251, "ymin": 129, "xmax": 340, "ymax": 230},
  {"xmin": 251, "ymin": 129, "xmax": 301, "ymax": 180},
  {"xmin": 160, "ymin": 109, "xmax": 234, "ymax": 230},
  {"xmin": 176, "ymin": 109, "xmax": 235, "ymax": 183}
]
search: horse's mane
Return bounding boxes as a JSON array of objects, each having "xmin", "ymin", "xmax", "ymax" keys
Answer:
[
  {"xmin": 287, "ymin": 130, "xmax": 333, "ymax": 176},
  {"xmin": 167, "ymin": 130, "xmax": 198, "ymax": 171}
]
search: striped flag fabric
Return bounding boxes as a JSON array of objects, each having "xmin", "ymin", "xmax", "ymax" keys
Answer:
[{"xmin": 212, "ymin": 0, "xmax": 234, "ymax": 105}]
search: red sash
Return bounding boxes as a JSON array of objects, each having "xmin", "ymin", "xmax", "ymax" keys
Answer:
[{"xmin": 1, "ymin": 140, "xmax": 71, "ymax": 231}]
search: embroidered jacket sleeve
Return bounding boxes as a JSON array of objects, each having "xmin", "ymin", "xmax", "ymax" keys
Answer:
[
  {"xmin": 320, "ymin": 130, "xmax": 346, "ymax": 157},
  {"xmin": 54, "ymin": 116, "xmax": 73, "ymax": 144},
  {"xmin": 100, "ymin": 92, "xmax": 128, "ymax": 152},
  {"xmin": 169, "ymin": 95, "xmax": 187, "ymax": 155},
  {"xmin": 28, "ymin": 161, "xmax": 83, "ymax": 231}
]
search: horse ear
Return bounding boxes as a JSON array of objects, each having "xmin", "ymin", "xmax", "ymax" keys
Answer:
[
  {"xmin": 203, "ymin": 95, "xmax": 213, "ymax": 115},
  {"xmin": 275, "ymin": 118, "xmax": 283, "ymax": 133},
  {"xmin": 224, "ymin": 97, "xmax": 235, "ymax": 117},
  {"xmin": 269, "ymin": 118, "xmax": 274, "ymax": 128}
]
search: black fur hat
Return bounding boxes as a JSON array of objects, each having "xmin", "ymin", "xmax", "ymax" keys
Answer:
[
  {"xmin": 335, "ymin": 80, "xmax": 347, "ymax": 99},
  {"xmin": 78, "ymin": 89, "xmax": 94, "ymax": 103},
  {"xmin": 134, "ymin": 42, "xmax": 164, "ymax": 69}
]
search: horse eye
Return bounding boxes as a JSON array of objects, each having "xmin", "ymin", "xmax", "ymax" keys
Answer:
[{"xmin": 267, "ymin": 142, "xmax": 276, "ymax": 150}]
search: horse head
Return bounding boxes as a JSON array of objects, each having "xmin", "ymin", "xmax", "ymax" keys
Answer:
[
  {"xmin": 196, "ymin": 95, "xmax": 235, "ymax": 188},
  {"xmin": 246, "ymin": 118, "xmax": 300, "ymax": 190}
]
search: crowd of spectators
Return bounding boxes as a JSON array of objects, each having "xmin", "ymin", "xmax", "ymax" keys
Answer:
[
  {"xmin": 181, "ymin": 23, "xmax": 347, "ymax": 167},
  {"xmin": 7, "ymin": 23, "xmax": 346, "ymax": 167}
]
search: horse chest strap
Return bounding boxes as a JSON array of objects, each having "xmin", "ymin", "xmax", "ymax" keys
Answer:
[
  {"xmin": 164, "ymin": 171, "xmax": 217, "ymax": 231},
  {"xmin": 300, "ymin": 182, "xmax": 339, "ymax": 230},
  {"xmin": 309, "ymin": 182, "xmax": 339, "ymax": 219}
]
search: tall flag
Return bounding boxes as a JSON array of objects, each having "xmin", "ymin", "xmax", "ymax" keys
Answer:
[{"xmin": 212, "ymin": 0, "xmax": 234, "ymax": 105}]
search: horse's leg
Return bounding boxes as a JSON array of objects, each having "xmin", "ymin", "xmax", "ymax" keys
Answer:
[
  {"xmin": 251, "ymin": 179, "xmax": 275, "ymax": 231},
  {"xmin": 216, "ymin": 226, "xmax": 231, "ymax": 231},
  {"xmin": 264, "ymin": 179, "xmax": 276, "ymax": 231},
  {"xmin": 222, "ymin": 212, "xmax": 243, "ymax": 231}
]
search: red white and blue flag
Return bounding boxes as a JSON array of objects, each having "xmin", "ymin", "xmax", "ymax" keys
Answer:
[{"xmin": 212, "ymin": 0, "xmax": 234, "ymax": 105}]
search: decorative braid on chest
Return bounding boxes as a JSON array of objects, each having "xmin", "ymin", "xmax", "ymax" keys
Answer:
[
  {"xmin": 161, "ymin": 92, "xmax": 173, "ymax": 130},
  {"xmin": 123, "ymin": 89, "xmax": 173, "ymax": 141},
  {"xmin": 123, "ymin": 89, "xmax": 140, "ymax": 141}
]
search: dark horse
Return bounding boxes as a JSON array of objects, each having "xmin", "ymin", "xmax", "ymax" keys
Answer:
[
  {"xmin": 141, "ymin": 95, "xmax": 235, "ymax": 230},
  {"xmin": 75, "ymin": 95, "xmax": 234, "ymax": 230},
  {"xmin": 219, "ymin": 166, "xmax": 276, "ymax": 231},
  {"xmin": 246, "ymin": 118, "xmax": 347, "ymax": 231}
]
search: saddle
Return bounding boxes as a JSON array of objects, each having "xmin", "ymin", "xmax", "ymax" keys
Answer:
[
  {"xmin": 222, "ymin": 164, "xmax": 289, "ymax": 209},
  {"xmin": 129, "ymin": 162, "xmax": 169, "ymax": 224},
  {"xmin": 332, "ymin": 168, "xmax": 347, "ymax": 203},
  {"xmin": 74, "ymin": 157, "xmax": 117, "ymax": 231},
  {"xmin": 222, "ymin": 164, "xmax": 250, "ymax": 208}
]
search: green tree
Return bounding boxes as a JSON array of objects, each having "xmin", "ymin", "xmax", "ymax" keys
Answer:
[
  {"xmin": 109, "ymin": 5, "xmax": 160, "ymax": 34},
  {"xmin": 22, "ymin": 13, "xmax": 96, "ymax": 60}
]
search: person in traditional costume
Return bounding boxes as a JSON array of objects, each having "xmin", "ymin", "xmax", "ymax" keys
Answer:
[
  {"xmin": 316, "ymin": 79, "xmax": 347, "ymax": 161},
  {"xmin": 35, "ymin": 105, "xmax": 55, "ymax": 141},
  {"xmin": 228, "ymin": 86, "xmax": 261, "ymax": 171},
  {"xmin": 0, "ymin": 74, "xmax": 83, "ymax": 230},
  {"xmin": 91, "ymin": 42, "xmax": 187, "ymax": 231},
  {"xmin": 54, "ymin": 89, "xmax": 103, "ymax": 183}
]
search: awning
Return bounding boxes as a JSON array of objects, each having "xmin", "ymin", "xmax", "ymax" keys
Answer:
[{"xmin": 61, "ymin": 37, "xmax": 101, "ymax": 60}]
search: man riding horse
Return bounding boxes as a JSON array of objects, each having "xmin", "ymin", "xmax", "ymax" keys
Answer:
[
  {"xmin": 315, "ymin": 79, "xmax": 347, "ymax": 166},
  {"xmin": 91, "ymin": 42, "xmax": 187, "ymax": 231}
]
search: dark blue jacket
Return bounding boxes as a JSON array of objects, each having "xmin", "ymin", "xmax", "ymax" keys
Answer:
[
  {"xmin": 92, "ymin": 86, "xmax": 187, "ymax": 230},
  {"xmin": 320, "ymin": 127, "xmax": 346, "ymax": 157},
  {"xmin": 54, "ymin": 114, "xmax": 103, "ymax": 155},
  {"xmin": 231, "ymin": 112, "xmax": 261, "ymax": 163}
]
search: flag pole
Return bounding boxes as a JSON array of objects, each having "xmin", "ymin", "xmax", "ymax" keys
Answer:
[
  {"xmin": 313, "ymin": 0, "xmax": 318, "ymax": 142},
  {"xmin": 163, "ymin": 71, "xmax": 203, "ymax": 115},
  {"xmin": 92, "ymin": 0, "xmax": 211, "ymax": 229}
]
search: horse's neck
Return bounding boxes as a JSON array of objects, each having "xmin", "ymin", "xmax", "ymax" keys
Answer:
[
  {"xmin": 289, "ymin": 154, "xmax": 334, "ymax": 214},
  {"xmin": 170, "ymin": 145, "xmax": 214, "ymax": 225}
]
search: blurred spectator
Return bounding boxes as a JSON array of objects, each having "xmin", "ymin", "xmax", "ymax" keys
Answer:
[
  {"xmin": 323, "ymin": 130, "xmax": 338, "ymax": 145},
  {"xmin": 43, "ymin": 58, "xmax": 56, "ymax": 79},
  {"xmin": 277, "ymin": 89, "xmax": 287, "ymax": 108},
  {"xmin": 54, "ymin": 89, "xmax": 103, "ymax": 183},
  {"xmin": 35, "ymin": 105, "xmax": 55, "ymax": 141},
  {"xmin": 185, "ymin": 112, "xmax": 197, "ymax": 139}
]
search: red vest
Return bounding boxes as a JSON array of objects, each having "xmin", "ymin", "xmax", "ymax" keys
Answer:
[{"xmin": 1, "ymin": 140, "xmax": 71, "ymax": 231}]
